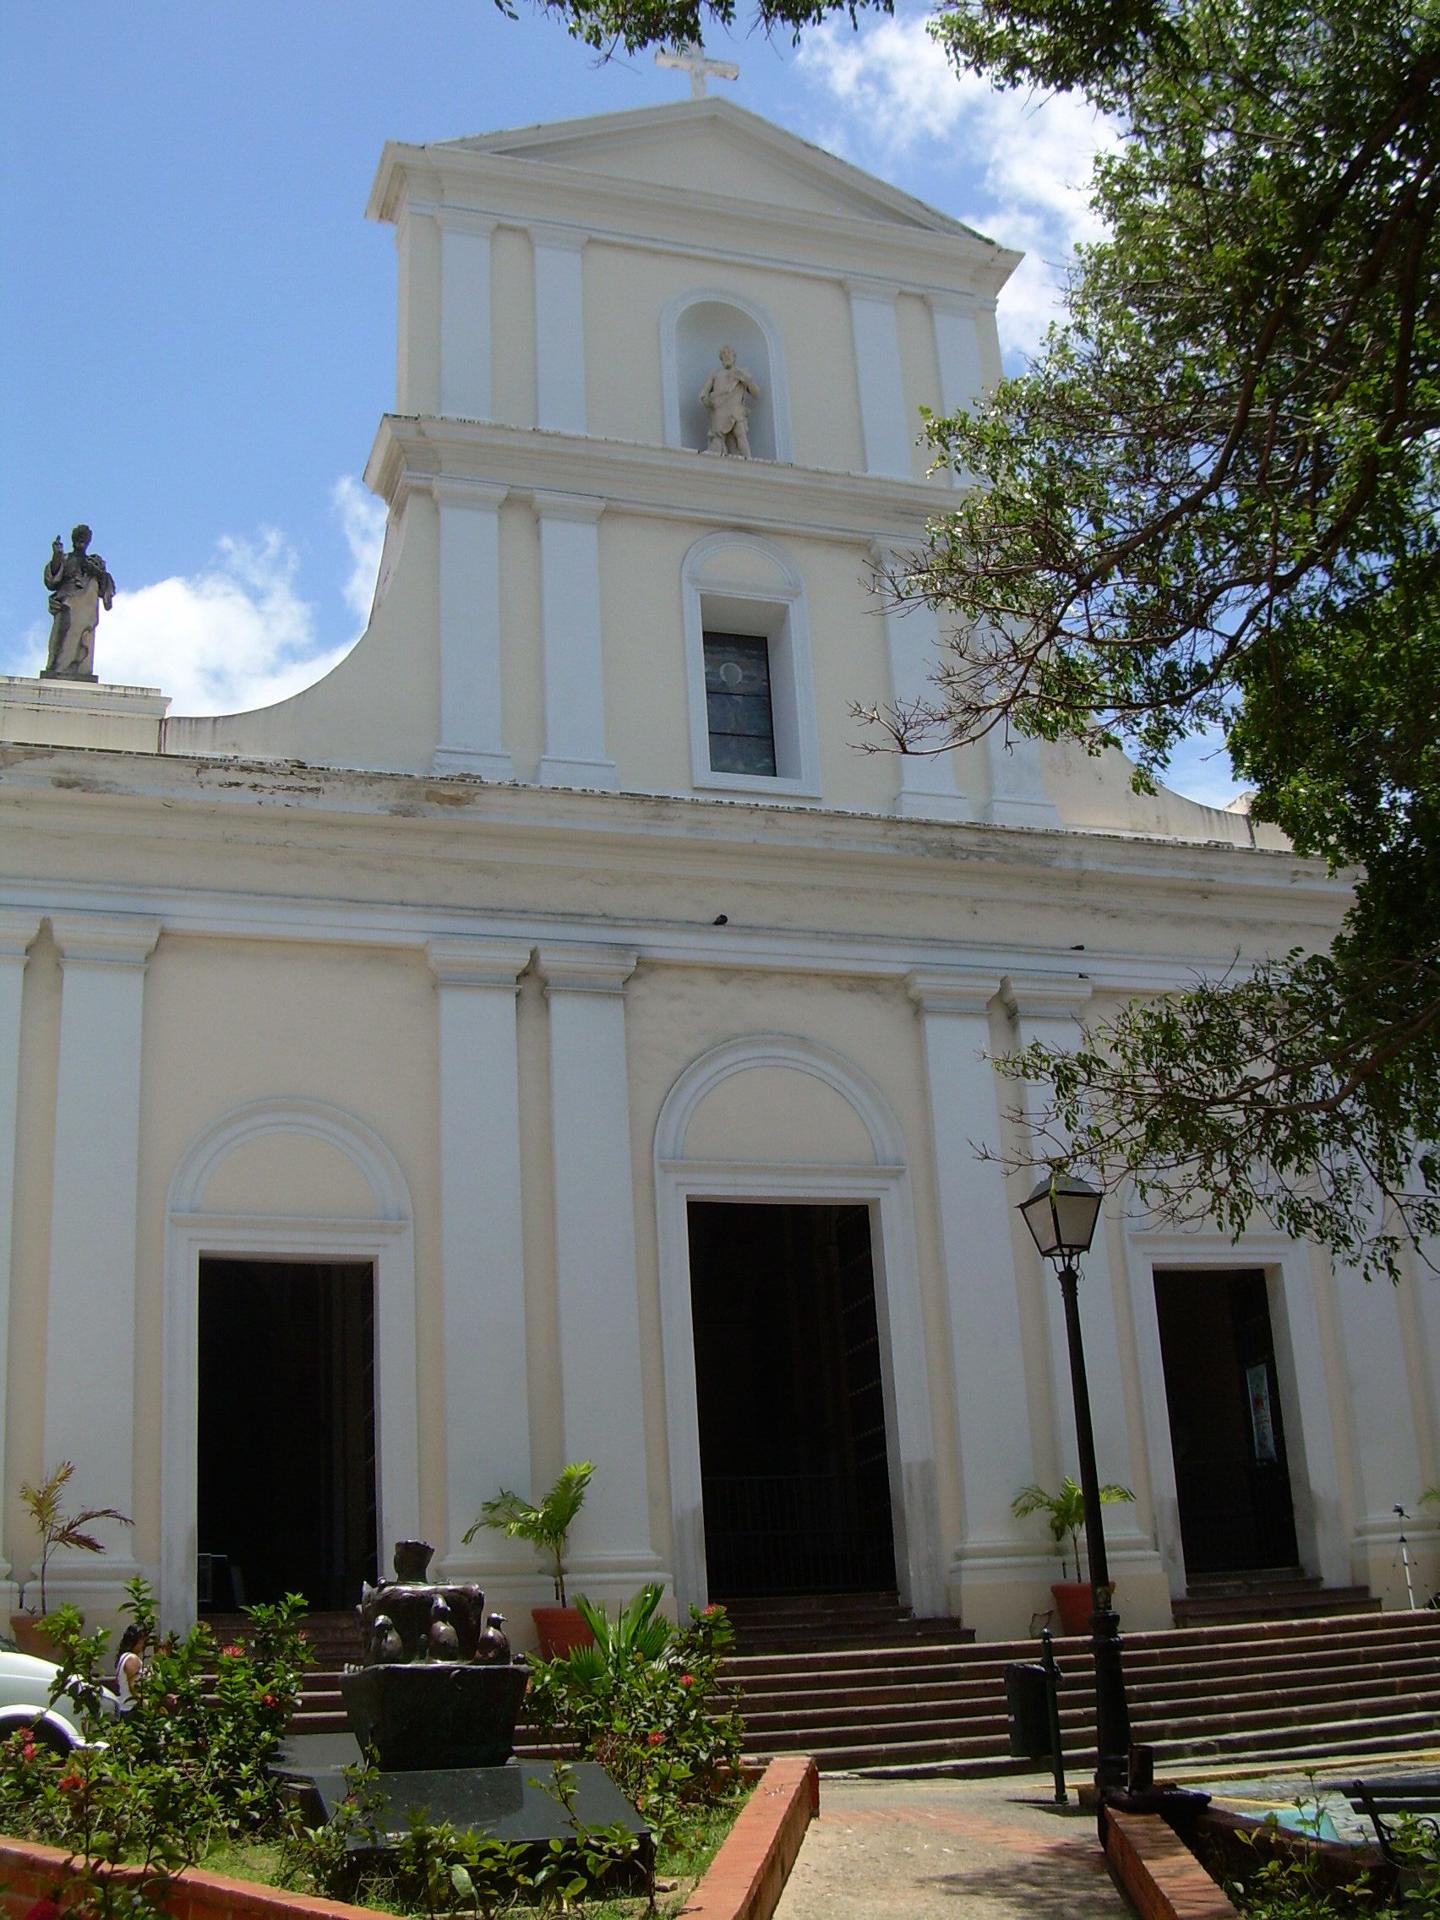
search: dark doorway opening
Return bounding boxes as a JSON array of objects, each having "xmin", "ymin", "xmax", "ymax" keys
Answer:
[
  {"xmin": 1154, "ymin": 1267, "xmax": 1299, "ymax": 1575},
  {"xmin": 197, "ymin": 1259, "xmax": 378, "ymax": 1612},
  {"xmin": 687, "ymin": 1201, "xmax": 896, "ymax": 1598}
]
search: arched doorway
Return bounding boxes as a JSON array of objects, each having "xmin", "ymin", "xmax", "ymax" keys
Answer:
[
  {"xmin": 654, "ymin": 1036, "xmax": 944, "ymax": 1617},
  {"xmin": 162, "ymin": 1099, "xmax": 419, "ymax": 1628}
]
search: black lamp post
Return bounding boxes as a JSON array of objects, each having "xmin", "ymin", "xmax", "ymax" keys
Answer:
[{"xmin": 1018, "ymin": 1172, "xmax": 1131, "ymax": 1795}]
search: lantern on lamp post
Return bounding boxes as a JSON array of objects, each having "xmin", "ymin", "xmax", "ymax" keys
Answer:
[{"xmin": 1018, "ymin": 1172, "xmax": 1132, "ymax": 1794}]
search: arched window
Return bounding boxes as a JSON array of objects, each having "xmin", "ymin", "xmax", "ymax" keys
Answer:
[
  {"xmin": 661, "ymin": 290, "xmax": 792, "ymax": 462},
  {"xmin": 681, "ymin": 532, "xmax": 820, "ymax": 798}
]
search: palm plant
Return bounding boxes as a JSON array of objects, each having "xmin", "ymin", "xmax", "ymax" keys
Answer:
[
  {"xmin": 463, "ymin": 1460, "xmax": 594, "ymax": 1605},
  {"xmin": 1012, "ymin": 1476, "xmax": 1134, "ymax": 1583},
  {"xmin": 559, "ymin": 1582, "xmax": 673, "ymax": 1684},
  {"xmin": 19, "ymin": 1459, "xmax": 132, "ymax": 1616}
]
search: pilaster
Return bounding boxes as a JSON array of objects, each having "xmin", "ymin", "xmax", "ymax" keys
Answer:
[
  {"xmin": 871, "ymin": 543, "xmax": 974, "ymax": 823},
  {"xmin": 1000, "ymin": 975, "xmax": 1141, "ymax": 1524},
  {"xmin": 0, "ymin": 915, "xmax": 41, "ymax": 1596},
  {"xmin": 41, "ymin": 915, "xmax": 160, "ymax": 1610},
  {"xmin": 927, "ymin": 293, "xmax": 984, "ymax": 488},
  {"xmin": 533, "ymin": 945, "xmax": 660, "ymax": 1592},
  {"xmin": 439, "ymin": 207, "xmax": 497, "ymax": 422},
  {"xmin": 846, "ymin": 279, "xmax": 913, "ymax": 479},
  {"xmin": 534, "ymin": 494, "xmax": 617, "ymax": 792},
  {"xmin": 426, "ymin": 938, "xmax": 534, "ymax": 1577},
  {"xmin": 907, "ymin": 970, "xmax": 1047, "ymax": 1636},
  {"xmin": 1334, "ymin": 1255, "xmax": 1426, "ymax": 1598},
  {"xmin": 531, "ymin": 225, "xmax": 588, "ymax": 435},
  {"xmin": 431, "ymin": 477, "xmax": 513, "ymax": 779}
]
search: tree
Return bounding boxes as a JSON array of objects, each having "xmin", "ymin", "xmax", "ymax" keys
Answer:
[{"xmin": 506, "ymin": 0, "xmax": 1440, "ymax": 1279}]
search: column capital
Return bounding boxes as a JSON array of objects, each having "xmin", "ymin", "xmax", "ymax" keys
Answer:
[
  {"xmin": 1001, "ymin": 971, "xmax": 1093, "ymax": 1023},
  {"xmin": 534, "ymin": 944, "xmax": 637, "ymax": 996},
  {"xmin": 431, "ymin": 475, "xmax": 509, "ymax": 513},
  {"xmin": 437, "ymin": 204, "xmax": 498, "ymax": 239},
  {"xmin": 845, "ymin": 275, "xmax": 898, "ymax": 304},
  {"xmin": 426, "ymin": 936, "xmax": 532, "ymax": 989},
  {"xmin": 529, "ymin": 222, "xmax": 589, "ymax": 253},
  {"xmin": 0, "ymin": 912, "xmax": 42, "ymax": 965},
  {"xmin": 49, "ymin": 915, "xmax": 161, "ymax": 968},
  {"xmin": 532, "ymin": 491, "xmax": 606, "ymax": 526},
  {"xmin": 925, "ymin": 289, "xmax": 978, "ymax": 317},
  {"xmin": 906, "ymin": 970, "xmax": 1003, "ymax": 1017}
]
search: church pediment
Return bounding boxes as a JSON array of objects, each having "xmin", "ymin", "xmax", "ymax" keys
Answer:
[{"xmin": 436, "ymin": 98, "xmax": 990, "ymax": 239}]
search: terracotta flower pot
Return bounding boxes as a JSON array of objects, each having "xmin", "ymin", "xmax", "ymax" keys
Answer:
[
  {"xmin": 531, "ymin": 1605, "xmax": 595, "ymax": 1658},
  {"xmin": 10, "ymin": 1613, "xmax": 64, "ymax": 1661},
  {"xmin": 1050, "ymin": 1581, "xmax": 1119, "ymax": 1634}
]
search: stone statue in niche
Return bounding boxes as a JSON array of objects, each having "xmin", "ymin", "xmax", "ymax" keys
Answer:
[
  {"xmin": 700, "ymin": 346, "xmax": 760, "ymax": 457},
  {"xmin": 43, "ymin": 525, "xmax": 115, "ymax": 681}
]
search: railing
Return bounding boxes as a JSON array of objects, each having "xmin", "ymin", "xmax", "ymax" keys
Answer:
[{"xmin": 702, "ymin": 1470, "xmax": 895, "ymax": 1596}]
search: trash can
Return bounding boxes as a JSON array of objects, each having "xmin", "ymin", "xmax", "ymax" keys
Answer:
[{"xmin": 1005, "ymin": 1661, "xmax": 1051, "ymax": 1759}]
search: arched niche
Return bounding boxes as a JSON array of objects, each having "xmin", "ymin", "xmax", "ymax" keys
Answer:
[
  {"xmin": 160, "ymin": 1097, "xmax": 420, "ymax": 1629},
  {"xmin": 662, "ymin": 290, "xmax": 792, "ymax": 462}
]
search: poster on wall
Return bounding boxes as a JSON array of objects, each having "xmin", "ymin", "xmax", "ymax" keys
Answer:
[{"xmin": 1247, "ymin": 1362, "xmax": 1278, "ymax": 1464}]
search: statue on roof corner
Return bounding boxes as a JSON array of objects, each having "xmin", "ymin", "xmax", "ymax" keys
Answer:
[
  {"xmin": 700, "ymin": 346, "xmax": 761, "ymax": 458},
  {"xmin": 43, "ymin": 524, "xmax": 115, "ymax": 681}
]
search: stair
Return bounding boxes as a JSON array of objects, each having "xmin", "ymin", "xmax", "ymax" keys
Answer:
[
  {"xmin": 1172, "ymin": 1568, "xmax": 1375, "ymax": 1627},
  {"xmin": 264, "ymin": 1599, "xmax": 1440, "ymax": 1779},
  {"xmin": 716, "ymin": 1591, "xmax": 974, "ymax": 1653},
  {"xmin": 722, "ymin": 1607, "xmax": 1440, "ymax": 1775}
]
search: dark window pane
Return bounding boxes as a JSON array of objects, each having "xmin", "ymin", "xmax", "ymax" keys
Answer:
[
  {"xmin": 704, "ymin": 631, "xmax": 777, "ymax": 777},
  {"xmin": 706, "ymin": 692, "xmax": 774, "ymax": 737},
  {"xmin": 709, "ymin": 730, "xmax": 778, "ymax": 776}
]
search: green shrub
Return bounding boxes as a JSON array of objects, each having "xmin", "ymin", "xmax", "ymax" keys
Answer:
[
  {"xmin": 524, "ymin": 1588, "xmax": 744, "ymax": 1844},
  {"xmin": 0, "ymin": 1574, "xmax": 314, "ymax": 1916}
]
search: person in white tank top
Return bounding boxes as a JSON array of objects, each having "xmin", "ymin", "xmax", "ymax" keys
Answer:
[{"xmin": 114, "ymin": 1625, "xmax": 149, "ymax": 1710}]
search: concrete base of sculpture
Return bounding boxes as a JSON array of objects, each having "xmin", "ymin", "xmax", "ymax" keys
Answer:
[
  {"xmin": 274, "ymin": 1735, "xmax": 655, "ymax": 1897},
  {"xmin": 339, "ymin": 1662, "xmax": 530, "ymax": 1771}
]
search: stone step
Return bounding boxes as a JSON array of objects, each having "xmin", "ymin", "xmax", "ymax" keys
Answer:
[
  {"xmin": 1172, "ymin": 1587, "xmax": 1376, "ymax": 1626},
  {"xmin": 726, "ymin": 1639, "xmax": 1440, "ymax": 1706}
]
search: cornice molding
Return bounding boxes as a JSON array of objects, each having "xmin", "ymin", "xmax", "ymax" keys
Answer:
[
  {"xmin": 366, "ymin": 138, "xmax": 1019, "ymax": 300},
  {"xmin": 366, "ymin": 414, "xmax": 948, "ymax": 547}
]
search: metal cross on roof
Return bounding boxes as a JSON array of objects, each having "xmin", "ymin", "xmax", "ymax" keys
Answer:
[{"xmin": 655, "ymin": 41, "xmax": 740, "ymax": 97}]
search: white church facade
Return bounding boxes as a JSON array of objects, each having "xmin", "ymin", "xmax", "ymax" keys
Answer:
[{"xmin": 3, "ymin": 96, "xmax": 1437, "ymax": 1644}]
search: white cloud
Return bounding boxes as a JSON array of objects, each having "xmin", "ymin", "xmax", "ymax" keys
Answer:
[
  {"xmin": 333, "ymin": 475, "xmax": 387, "ymax": 627},
  {"xmin": 794, "ymin": 16, "xmax": 1118, "ymax": 357},
  {"xmin": 6, "ymin": 479, "xmax": 386, "ymax": 717},
  {"xmin": 1161, "ymin": 727, "xmax": 1244, "ymax": 811}
]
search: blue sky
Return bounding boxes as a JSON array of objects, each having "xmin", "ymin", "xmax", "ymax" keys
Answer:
[{"xmin": 2, "ymin": 0, "xmax": 1238, "ymax": 805}]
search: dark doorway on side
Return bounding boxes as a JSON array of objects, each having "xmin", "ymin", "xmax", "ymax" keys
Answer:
[
  {"xmin": 687, "ymin": 1201, "xmax": 896, "ymax": 1598},
  {"xmin": 1153, "ymin": 1267, "xmax": 1299, "ymax": 1575},
  {"xmin": 197, "ymin": 1258, "xmax": 378, "ymax": 1612}
]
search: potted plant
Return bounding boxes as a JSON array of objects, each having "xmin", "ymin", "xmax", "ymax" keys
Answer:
[
  {"xmin": 1012, "ymin": 1475, "xmax": 1135, "ymax": 1634},
  {"xmin": 10, "ymin": 1460, "xmax": 132, "ymax": 1657},
  {"xmin": 463, "ymin": 1460, "xmax": 596, "ymax": 1657}
]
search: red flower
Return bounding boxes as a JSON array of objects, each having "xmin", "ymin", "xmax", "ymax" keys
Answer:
[
  {"xmin": 261, "ymin": 1692, "xmax": 277, "ymax": 1708},
  {"xmin": 57, "ymin": 1772, "xmax": 83, "ymax": 1793},
  {"xmin": 702, "ymin": 1604, "xmax": 720, "ymax": 1616},
  {"xmin": 22, "ymin": 1743, "xmax": 37, "ymax": 1763},
  {"xmin": 679, "ymin": 1673, "xmax": 695, "ymax": 1688},
  {"xmin": 646, "ymin": 1730, "xmax": 665, "ymax": 1746},
  {"xmin": 222, "ymin": 1643, "xmax": 244, "ymax": 1658}
]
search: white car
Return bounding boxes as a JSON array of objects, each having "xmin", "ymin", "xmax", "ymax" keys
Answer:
[{"xmin": 0, "ymin": 1648, "xmax": 117, "ymax": 1752}]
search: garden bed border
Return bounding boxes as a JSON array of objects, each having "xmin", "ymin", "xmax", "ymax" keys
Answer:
[{"xmin": 0, "ymin": 1754, "xmax": 820, "ymax": 1920}]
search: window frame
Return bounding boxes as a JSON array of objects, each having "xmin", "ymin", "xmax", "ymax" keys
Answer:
[{"xmin": 681, "ymin": 534, "xmax": 821, "ymax": 799}]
